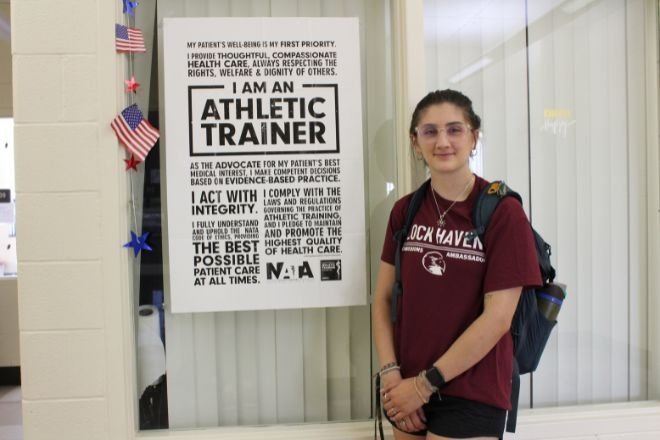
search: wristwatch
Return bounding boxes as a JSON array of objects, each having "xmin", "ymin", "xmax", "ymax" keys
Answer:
[{"xmin": 425, "ymin": 366, "xmax": 446, "ymax": 389}]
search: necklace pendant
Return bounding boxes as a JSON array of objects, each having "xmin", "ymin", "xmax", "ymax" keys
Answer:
[{"xmin": 437, "ymin": 217, "xmax": 445, "ymax": 228}]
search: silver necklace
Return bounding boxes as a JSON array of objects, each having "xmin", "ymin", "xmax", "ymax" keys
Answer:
[{"xmin": 431, "ymin": 176, "xmax": 474, "ymax": 228}]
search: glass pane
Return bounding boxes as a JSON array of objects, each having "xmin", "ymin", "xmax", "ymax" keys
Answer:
[
  {"xmin": 136, "ymin": 0, "xmax": 397, "ymax": 430},
  {"xmin": 423, "ymin": 0, "xmax": 651, "ymax": 408},
  {"xmin": 526, "ymin": 0, "xmax": 648, "ymax": 406}
]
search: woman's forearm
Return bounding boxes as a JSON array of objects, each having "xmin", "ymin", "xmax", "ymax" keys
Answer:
[
  {"xmin": 372, "ymin": 261, "xmax": 397, "ymax": 367},
  {"xmin": 434, "ymin": 287, "xmax": 522, "ymax": 381}
]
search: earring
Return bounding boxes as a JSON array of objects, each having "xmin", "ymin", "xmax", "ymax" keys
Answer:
[{"xmin": 415, "ymin": 152, "xmax": 423, "ymax": 161}]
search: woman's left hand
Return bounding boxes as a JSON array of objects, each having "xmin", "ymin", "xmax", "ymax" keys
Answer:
[
  {"xmin": 382, "ymin": 377, "xmax": 426, "ymax": 423},
  {"xmin": 395, "ymin": 408, "xmax": 426, "ymax": 433}
]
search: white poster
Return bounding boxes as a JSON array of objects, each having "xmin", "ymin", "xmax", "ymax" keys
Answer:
[{"xmin": 162, "ymin": 17, "xmax": 367, "ymax": 313}]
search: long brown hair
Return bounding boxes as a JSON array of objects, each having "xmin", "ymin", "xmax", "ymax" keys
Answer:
[{"xmin": 409, "ymin": 89, "xmax": 481, "ymax": 137}]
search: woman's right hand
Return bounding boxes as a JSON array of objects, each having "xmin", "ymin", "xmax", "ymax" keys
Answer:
[
  {"xmin": 380, "ymin": 369, "xmax": 403, "ymax": 418},
  {"xmin": 380, "ymin": 369, "xmax": 403, "ymax": 397}
]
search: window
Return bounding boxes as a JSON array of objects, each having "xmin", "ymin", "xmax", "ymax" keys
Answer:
[
  {"xmin": 134, "ymin": 0, "xmax": 397, "ymax": 430},
  {"xmin": 130, "ymin": 1, "xmax": 659, "ymax": 433},
  {"xmin": 423, "ymin": 0, "xmax": 654, "ymax": 407}
]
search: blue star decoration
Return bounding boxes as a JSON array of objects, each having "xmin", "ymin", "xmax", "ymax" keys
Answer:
[
  {"xmin": 124, "ymin": 231, "xmax": 152, "ymax": 257},
  {"xmin": 123, "ymin": 0, "xmax": 138, "ymax": 16}
]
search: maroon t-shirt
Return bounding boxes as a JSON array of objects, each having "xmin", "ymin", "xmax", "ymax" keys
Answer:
[{"xmin": 381, "ymin": 176, "xmax": 542, "ymax": 410}]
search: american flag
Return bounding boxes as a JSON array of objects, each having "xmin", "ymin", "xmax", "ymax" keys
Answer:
[
  {"xmin": 111, "ymin": 104, "xmax": 159, "ymax": 161},
  {"xmin": 115, "ymin": 24, "xmax": 146, "ymax": 53}
]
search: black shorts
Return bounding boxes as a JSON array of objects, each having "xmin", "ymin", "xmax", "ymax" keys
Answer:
[{"xmin": 384, "ymin": 393, "xmax": 506, "ymax": 438}]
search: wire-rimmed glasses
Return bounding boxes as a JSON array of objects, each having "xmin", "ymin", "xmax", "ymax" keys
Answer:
[{"xmin": 414, "ymin": 122, "xmax": 472, "ymax": 143}]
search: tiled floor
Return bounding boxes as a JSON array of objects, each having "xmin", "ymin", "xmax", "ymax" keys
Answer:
[{"xmin": 0, "ymin": 387, "xmax": 22, "ymax": 440}]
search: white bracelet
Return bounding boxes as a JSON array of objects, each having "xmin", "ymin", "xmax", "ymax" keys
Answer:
[{"xmin": 379, "ymin": 365, "xmax": 400, "ymax": 376}]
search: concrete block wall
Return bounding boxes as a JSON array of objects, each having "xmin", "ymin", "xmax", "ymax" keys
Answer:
[{"xmin": 12, "ymin": 0, "xmax": 131, "ymax": 439}]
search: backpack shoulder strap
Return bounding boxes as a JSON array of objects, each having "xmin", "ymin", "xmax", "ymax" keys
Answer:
[
  {"xmin": 390, "ymin": 179, "xmax": 429, "ymax": 322},
  {"xmin": 470, "ymin": 180, "xmax": 522, "ymax": 240},
  {"xmin": 469, "ymin": 180, "xmax": 559, "ymax": 433},
  {"xmin": 469, "ymin": 180, "xmax": 555, "ymax": 283}
]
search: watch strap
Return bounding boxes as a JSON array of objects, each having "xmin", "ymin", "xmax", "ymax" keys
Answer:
[{"xmin": 425, "ymin": 366, "xmax": 446, "ymax": 389}]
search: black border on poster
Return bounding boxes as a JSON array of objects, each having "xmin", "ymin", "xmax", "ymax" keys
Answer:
[{"xmin": 187, "ymin": 84, "xmax": 340, "ymax": 156}]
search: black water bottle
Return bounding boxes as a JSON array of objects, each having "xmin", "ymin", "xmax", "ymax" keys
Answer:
[{"xmin": 536, "ymin": 282, "xmax": 566, "ymax": 321}]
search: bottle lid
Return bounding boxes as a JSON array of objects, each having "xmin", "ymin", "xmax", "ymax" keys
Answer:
[
  {"xmin": 538, "ymin": 292, "xmax": 563, "ymax": 305},
  {"xmin": 542, "ymin": 283, "xmax": 567, "ymax": 300}
]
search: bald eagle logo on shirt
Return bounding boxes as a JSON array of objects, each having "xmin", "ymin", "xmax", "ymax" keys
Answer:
[{"xmin": 422, "ymin": 251, "xmax": 446, "ymax": 276}]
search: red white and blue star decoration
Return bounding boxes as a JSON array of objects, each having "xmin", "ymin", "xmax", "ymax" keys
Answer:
[
  {"xmin": 123, "ymin": 0, "xmax": 138, "ymax": 16},
  {"xmin": 124, "ymin": 154, "xmax": 141, "ymax": 171},
  {"xmin": 125, "ymin": 76, "xmax": 140, "ymax": 93},
  {"xmin": 115, "ymin": 2, "xmax": 156, "ymax": 256},
  {"xmin": 124, "ymin": 231, "xmax": 152, "ymax": 257}
]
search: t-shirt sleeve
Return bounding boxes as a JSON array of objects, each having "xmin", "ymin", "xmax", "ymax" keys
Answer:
[
  {"xmin": 380, "ymin": 197, "xmax": 409, "ymax": 265},
  {"xmin": 482, "ymin": 197, "xmax": 543, "ymax": 294}
]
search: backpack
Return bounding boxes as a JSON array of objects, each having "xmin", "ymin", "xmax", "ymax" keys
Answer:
[{"xmin": 389, "ymin": 179, "xmax": 565, "ymax": 433}]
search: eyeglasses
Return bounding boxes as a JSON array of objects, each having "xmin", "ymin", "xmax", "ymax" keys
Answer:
[{"xmin": 415, "ymin": 122, "xmax": 472, "ymax": 143}]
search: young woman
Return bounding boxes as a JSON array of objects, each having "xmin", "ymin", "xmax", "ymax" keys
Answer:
[{"xmin": 372, "ymin": 89, "xmax": 541, "ymax": 439}]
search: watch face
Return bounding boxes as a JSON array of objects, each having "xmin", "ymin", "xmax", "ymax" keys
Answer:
[{"xmin": 426, "ymin": 367, "xmax": 444, "ymax": 388}]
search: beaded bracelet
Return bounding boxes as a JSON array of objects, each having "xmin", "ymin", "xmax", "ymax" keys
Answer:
[
  {"xmin": 413, "ymin": 375, "xmax": 429, "ymax": 404},
  {"xmin": 379, "ymin": 364, "xmax": 400, "ymax": 377},
  {"xmin": 417, "ymin": 370, "xmax": 438, "ymax": 393},
  {"xmin": 380, "ymin": 361, "xmax": 397, "ymax": 371},
  {"xmin": 380, "ymin": 365, "xmax": 400, "ymax": 376}
]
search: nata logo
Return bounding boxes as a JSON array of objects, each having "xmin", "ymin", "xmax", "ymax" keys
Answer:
[
  {"xmin": 422, "ymin": 251, "xmax": 446, "ymax": 276},
  {"xmin": 266, "ymin": 261, "xmax": 314, "ymax": 280}
]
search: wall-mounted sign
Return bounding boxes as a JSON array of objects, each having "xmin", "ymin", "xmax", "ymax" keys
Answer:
[
  {"xmin": 0, "ymin": 189, "xmax": 9, "ymax": 203},
  {"xmin": 162, "ymin": 17, "xmax": 367, "ymax": 313},
  {"xmin": 0, "ymin": 189, "xmax": 11, "ymax": 223}
]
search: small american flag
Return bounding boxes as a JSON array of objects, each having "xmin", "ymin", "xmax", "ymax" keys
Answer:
[
  {"xmin": 111, "ymin": 104, "xmax": 159, "ymax": 161},
  {"xmin": 115, "ymin": 24, "xmax": 146, "ymax": 53}
]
